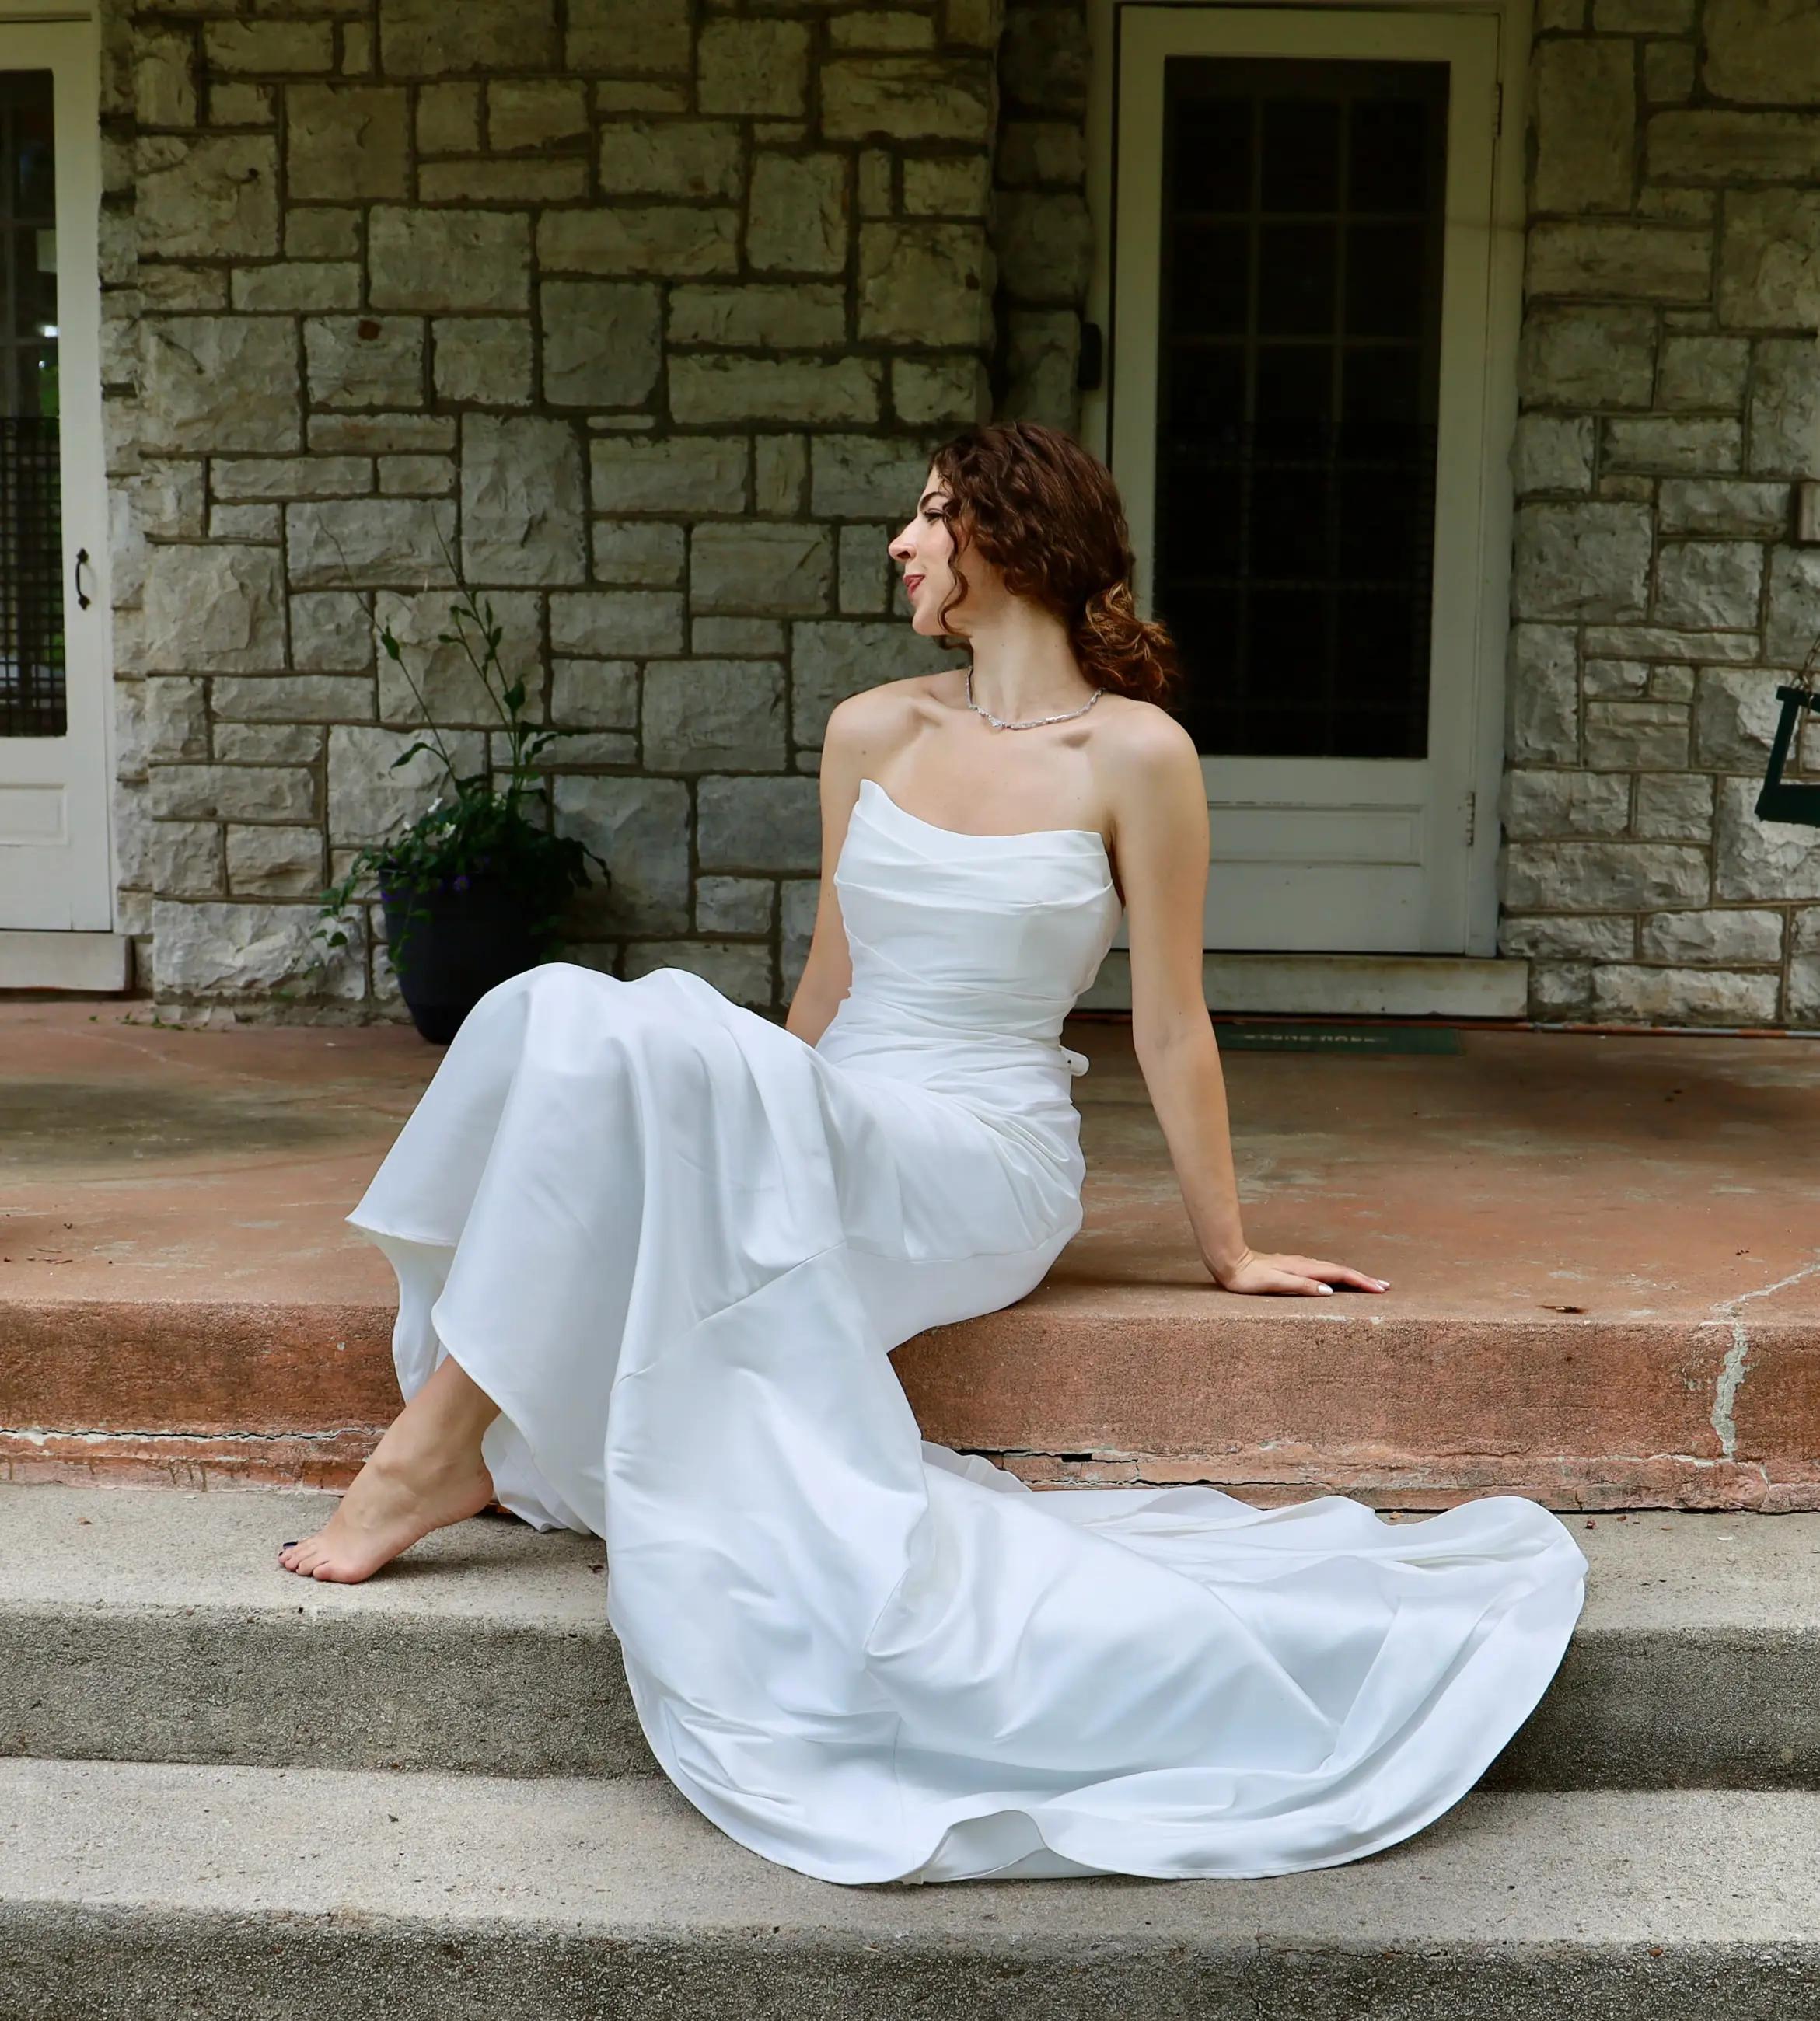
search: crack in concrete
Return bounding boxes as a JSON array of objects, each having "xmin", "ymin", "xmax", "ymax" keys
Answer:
[
  {"xmin": 1711, "ymin": 1321, "xmax": 1752, "ymax": 1464},
  {"xmin": 1706, "ymin": 1253, "xmax": 1820, "ymax": 1462},
  {"xmin": 962, "ymin": 1444, "xmax": 1786, "ymax": 1503}
]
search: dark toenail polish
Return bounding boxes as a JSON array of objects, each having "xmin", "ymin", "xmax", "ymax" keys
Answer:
[{"xmin": 281, "ymin": 1541, "xmax": 298, "ymax": 1548}]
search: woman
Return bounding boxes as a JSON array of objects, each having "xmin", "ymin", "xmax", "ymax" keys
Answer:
[{"xmin": 279, "ymin": 421, "xmax": 1586, "ymax": 1886}]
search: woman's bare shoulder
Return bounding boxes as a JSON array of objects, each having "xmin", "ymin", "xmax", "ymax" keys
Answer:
[
  {"xmin": 823, "ymin": 672, "xmax": 949, "ymax": 758},
  {"xmin": 1090, "ymin": 696, "xmax": 1200, "ymax": 790}
]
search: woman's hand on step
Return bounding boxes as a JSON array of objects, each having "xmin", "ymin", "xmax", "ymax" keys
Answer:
[{"xmin": 1207, "ymin": 1247, "xmax": 1389, "ymax": 1297}]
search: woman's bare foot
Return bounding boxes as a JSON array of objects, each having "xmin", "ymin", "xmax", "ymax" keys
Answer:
[
  {"xmin": 278, "ymin": 1447, "xmax": 494, "ymax": 1583},
  {"xmin": 278, "ymin": 1353, "xmax": 501, "ymax": 1583}
]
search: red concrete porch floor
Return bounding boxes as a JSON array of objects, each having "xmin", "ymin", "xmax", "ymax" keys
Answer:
[{"xmin": 2, "ymin": 996, "xmax": 1816, "ymax": 1511}]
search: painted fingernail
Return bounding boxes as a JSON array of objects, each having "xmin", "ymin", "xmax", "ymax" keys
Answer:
[{"xmin": 1318, "ymin": 1283, "xmax": 1334, "ymax": 1294}]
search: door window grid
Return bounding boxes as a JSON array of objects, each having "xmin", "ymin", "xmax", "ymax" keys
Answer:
[
  {"xmin": 1152, "ymin": 58, "xmax": 1448, "ymax": 761},
  {"xmin": 1, "ymin": 70, "xmax": 65, "ymax": 738}
]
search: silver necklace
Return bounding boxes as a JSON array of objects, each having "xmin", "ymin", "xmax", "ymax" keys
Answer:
[{"xmin": 966, "ymin": 665, "xmax": 1105, "ymax": 731}]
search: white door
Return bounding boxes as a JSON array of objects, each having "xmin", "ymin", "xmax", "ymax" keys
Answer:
[
  {"xmin": 1102, "ymin": 7, "xmax": 1504, "ymax": 954},
  {"xmin": 1, "ymin": 22, "xmax": 112, "ymax": 931}
]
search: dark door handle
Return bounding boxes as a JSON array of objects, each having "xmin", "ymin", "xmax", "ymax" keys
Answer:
[{"xmin": 73, "ymin": 547, "xmax": 93, "ymax": 611}]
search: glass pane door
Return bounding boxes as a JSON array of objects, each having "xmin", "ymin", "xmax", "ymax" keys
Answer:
[
  {"xmin": 2, "ymin": 21, "xmax": 114, "ymax": 937},
  {"xmin": 1, "ymin": 68, "xmax": 65, "ymax": 738},
  {"xmin": 1153, "ymin": 58, "xmax": 1448, "ymax": 761}
]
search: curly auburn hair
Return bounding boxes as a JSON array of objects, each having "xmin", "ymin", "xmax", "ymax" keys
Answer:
[{"xmin": 926, "ymin": 420, "xmax": 1183, "ymax": 710}]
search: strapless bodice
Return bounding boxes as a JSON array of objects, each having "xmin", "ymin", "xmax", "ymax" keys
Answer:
[{"xmin": 813, "ymin": 777, "xmax": 1123, "ymax": 1117}]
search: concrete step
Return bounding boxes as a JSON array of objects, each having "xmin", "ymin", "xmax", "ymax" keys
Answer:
[
  {"xmin": 5, "ymin": 1004, "xmax": 1818, "ymax": 1509},
  {"xmin": 4, "ymin": 1487, "xmax": 1816, "ymax": 1791},
  {"xmin": 7, "ymin": 1283, "xmax": 1818, "ymax": 1513},
  {"xmin": 2, "ymin": 1759, "xmax": 1815, "ymax": 2019}
]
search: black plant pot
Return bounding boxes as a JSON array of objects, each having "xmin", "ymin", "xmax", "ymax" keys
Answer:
[{"xmin": 379, "ymin": 873, "xmax": 555, "ymax": 1045}]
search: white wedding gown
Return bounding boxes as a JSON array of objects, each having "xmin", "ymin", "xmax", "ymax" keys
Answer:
[{"xmin": 346, "ymin": 773, "xmax": 1587, "ymax": 1887}]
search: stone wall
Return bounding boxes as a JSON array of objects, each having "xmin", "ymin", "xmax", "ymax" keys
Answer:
[
  {"xmin": 989, "ymin": 0, "xmax": 1090, "ymax": 430},
  {"xmin": 103, "ymin": 0, "xmax": 1820, "ymax": 1030},
  {"xmin": 1504, "ymin": 0, "xmax": 1820, "ymax": 1026},
  {"xmin": 103, "ymin": 0, "xmax": 1013, "ymax": 1021}
]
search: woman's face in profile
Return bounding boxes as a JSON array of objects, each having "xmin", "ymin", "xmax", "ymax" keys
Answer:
[{"xmin": 889, "ymin": 467, "xmax": 965, "ymax": 640}]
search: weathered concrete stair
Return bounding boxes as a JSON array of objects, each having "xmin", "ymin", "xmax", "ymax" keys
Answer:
[
  {"xmin": 5, "ymin": 1761, "xmax": 1816, "ymax": 2019},
  {"xmin": 5, "ymin": 1490, "xmax": 1818, "ymax": 2015},
  {"xmin": 5, "ymin": 1004, "xmax": 1818, "ymax": 1511},
  {"xmin": 9, "ymin": 1008, "xmax": 1818, "ymax": 2012},
  {"xmin": 5, "ymin": 1488, "xmax": 1818, "ymax": 1792},
  {"xmin": 9, "ymin": 1285, "xmax": 1818, "ymax": 1510}
]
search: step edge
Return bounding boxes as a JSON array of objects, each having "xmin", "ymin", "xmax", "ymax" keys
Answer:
[{"xmin": 2, "ymin": 1766, "xmax": 1818, "ymax": 1946}]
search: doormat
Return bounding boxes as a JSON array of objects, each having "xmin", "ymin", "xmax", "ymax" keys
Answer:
[{"xmin": 1213, "ymin": 1021, "xmax": 1464, "ymax": 1056}]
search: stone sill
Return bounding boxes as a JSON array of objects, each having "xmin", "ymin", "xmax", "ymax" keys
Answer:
[{"xmin": 0, "ymin": 931, "xmax": 134, "ymax": 993}]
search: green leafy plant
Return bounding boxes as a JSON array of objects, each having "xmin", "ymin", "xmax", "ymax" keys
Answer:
[{"xmin": 313, "ymin": 581, "xmax": 610, "ymax": 971}]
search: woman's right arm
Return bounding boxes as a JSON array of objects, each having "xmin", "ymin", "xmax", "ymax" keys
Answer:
[{"xmin": 783, "ymin": 693, "xmax": 876, "ymax": 1046}]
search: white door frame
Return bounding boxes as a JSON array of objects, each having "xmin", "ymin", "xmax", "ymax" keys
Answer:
[
  {"xmin": 1083, "ymin": 0, "xmax": 1532, "ymax": 959},
  {"xmin": 0, "ymin": 9, "xmax": 115, "ymax": 947}
]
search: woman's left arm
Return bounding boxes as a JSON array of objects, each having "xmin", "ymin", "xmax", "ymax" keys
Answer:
[{"xmin": 1109, "ymin": 716, "xmax": 1389, "ymax": 1300}]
